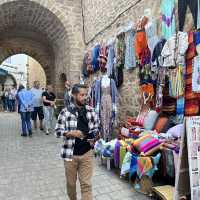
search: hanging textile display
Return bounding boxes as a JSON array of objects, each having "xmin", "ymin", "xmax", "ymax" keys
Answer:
[
  {"xmin": 155, "ymin": 68, "xmax": 166, "ymax": 112},
  {"xmin": 160, "ymin": 0, "xmax": 176, "ymax": 40},
  {"xmin": 178, "ymin": 0, "xmax": 198, "ymax": 31},
  {"xmin": 198, "ymin": 0, "xmax": 200, "ymax": 29},
  {"xmin": 145, "ymin": 19, "xmax": 159, "ymax": 55},
  {"xmin": 106, "ymin": 43, "xmax": 115, "ymax": 77},
  {"xmin": 161, "ymin": 32, "xmax": 189, "ymax": 68},
  {"xmin": 192, "ymin": 55, "xmax": 200, "ymax": 93},
  {"xmin": 116, "ymin": 33, "xmax": 126, "ymax": 68},
  {"xmin": 168, "ymin": 65, "xmax": 184, "ymax": 98},
  {"xmin": 125, "ymin": 29, "xmax": 136, "ymax": 70},
  {"xmin": 92, "ymin": 44, "xmax": 101, "ymax": 72}
]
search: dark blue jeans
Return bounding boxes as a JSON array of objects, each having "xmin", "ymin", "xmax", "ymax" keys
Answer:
[{"xmin": 20, "ymin": 112, "xmax": 32, "ymax": 135}]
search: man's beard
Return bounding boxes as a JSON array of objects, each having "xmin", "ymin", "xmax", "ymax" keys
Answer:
[{"xmin": 76, "ymin": 99, "xmax": 85, "ymax": 106}]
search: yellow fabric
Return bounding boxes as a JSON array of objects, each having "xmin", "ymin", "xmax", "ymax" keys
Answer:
[{"xmin": 153, "ymin": 185, "xmax": 174, "ymax": 200}]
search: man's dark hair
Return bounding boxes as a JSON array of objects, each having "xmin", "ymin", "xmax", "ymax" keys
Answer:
[
  {"xmin": 71, "ymin": 84, "xmax": 87, "ymax": 95},
  {"xmin": 18, "ymin": 84, "xmax": 25, "ymax": 92}
]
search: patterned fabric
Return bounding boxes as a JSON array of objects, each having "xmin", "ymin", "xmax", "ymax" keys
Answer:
[
  {"xmin": 145, "ymin": 20, "xmax": 159, "ymax": 54},
  {"xmin": 161, "ymin": 0, "xmax": 176, "ymax": 39},
  {"xmin": 125, "ymin": 30, "xmax": 136, "ymax": 69},
  {"xmin": 137, "ymin": 157, "xmax": 153, "ymax": 178},
  {"xmin": 101, "ymin": 86, "xmax": 112, "ymax": 141},
  {"xmin": 155, "ymin": 68, "xmax": 166, "ymax": 112},
  {"xmin": 55, "ymin": 105, "xmax": 100, "ymax": 161},
  {"xmin": 192, "ymin": 56, "xmax": 200, "ymax": 92},
  {"xmin": 95, "ymin": 78, "xmax": 118, "ymax": 121},
  {"xmin": 152, "ymin": 38, "xmax": 167, "ymax": 68},
  {"xmin": 116, "ymin": 33, "xmax": 126, "ymax": 68},
  {"xmin": 168, "ymin": 65, "xmax": 184, "ymax": 98},
  {"xmin": 161, "ymin": 32, "xmax": 189, "ymax": 67},
  {"xmin": 106, "ymin": 44, "xmax": 115, "ymax": 77}
]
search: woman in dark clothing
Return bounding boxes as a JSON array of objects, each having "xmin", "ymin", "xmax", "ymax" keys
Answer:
[{"xmin": 16, "ymin": 85, "xmax": 25, "ymax": 113}]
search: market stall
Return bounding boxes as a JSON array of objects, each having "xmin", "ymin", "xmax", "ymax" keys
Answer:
[{"xmin": 81, "ymin": 1, "xmax": 200, "ymax": 199}]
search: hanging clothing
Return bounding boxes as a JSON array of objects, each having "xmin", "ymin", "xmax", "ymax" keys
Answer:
[
  {"xmin": 176, "ymin": 97, "xmax": 185, "ymax": 123},
  {"xmin": 125, "ymin": 29, "xmax": 136, "ymax": 69},
  {"xmin": 116, "ymin": 33, "xmax": 126, "ymax": 68},
  {"xmin": 92, "ymin": 44, "xmax": 101, "ymax": 72},
  {"xmin": 178, "ymin": 0, "xmax": 198, "ymax": 31},
  {"xmin": 101, "ymin": 86, "xmax": 112, "ymax": 141},
  {"xmin": 106, "ymin": 44, "xmax": 115, "ymax": 77},
  {"xmin": 82, "ymin": 53, "xmax": 89, "ymax": 78},
  {"xmin": 168, "ymin": 65, "xmax": 184, "ymax": 98},
  {"xmin": 161, "ymin": 32, "xmax": 189, "ymax": 67},
  {"xmin": 135, "ymin": 29, "xmax": 148, "ymax": 60},
  {"xmin": 115, "ymin": 66, "xmax": 124, "ymax": 88},
  {"xmin": 198, "ymin": 0, "xmax": 200, "ymax": 29},
  {"xmin": 152, "ymin": 38, "xmax": 167, "ymax": 68},
  {"xmin": 192, "ymin": 55, "xmax": 200, "ymax": 92},
  {"xmin": 161, "ymin": 0, "xmax": 176, "ymax": 39},
  {"xmin": 145, "ymin": 20, "xmax": 159, "ymax": 54}
]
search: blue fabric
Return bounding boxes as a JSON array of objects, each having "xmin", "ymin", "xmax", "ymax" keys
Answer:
[
  {"xmin": 194, "ymin": 31, "xmax": 200, "ymax": 46},
  {"xmin": 107, "ymin": 44, "xmax": 115, "ymax": 77},
  {"xmin": 125, "ymin": 30, "xmax": 136, "ymax": 69},
  {"xmin": 129, "ymin": 154, "xmax": 138, "ymax": 179},
  {"xmin": 92, "ymin": 44, "xmax": 101, "ymax": 71},
  {"xmin": 18, "ymin": 89, "xmax": 34, "ymax": 113},
  {"xmin": 20, "ymin": 112, "xmax": 32, "ymax": 135}
]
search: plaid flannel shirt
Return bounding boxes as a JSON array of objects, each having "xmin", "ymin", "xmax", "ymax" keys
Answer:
[{"xmin": 55, "ymin": 104, "xmax": 100, "ymax": 161}]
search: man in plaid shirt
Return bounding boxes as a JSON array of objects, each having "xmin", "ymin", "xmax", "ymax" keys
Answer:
[{"xmin": 55, "ymin": 84, "xmax": 100, "ymax": 200}]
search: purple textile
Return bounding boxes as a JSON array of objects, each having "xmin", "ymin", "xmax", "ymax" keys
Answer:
[{"xmin": 114, "ymin": 140, "xmax": 121, "ymax": 168}]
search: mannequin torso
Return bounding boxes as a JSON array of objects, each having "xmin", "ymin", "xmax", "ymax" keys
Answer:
[{"xmin": 101, "ymin": 74, "xmax": 110, "ymax": 88}]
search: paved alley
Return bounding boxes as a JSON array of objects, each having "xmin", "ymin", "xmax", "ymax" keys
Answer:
[{"xmin": 0, "ymin": 113, "xmax": 150, "ymax": 200}]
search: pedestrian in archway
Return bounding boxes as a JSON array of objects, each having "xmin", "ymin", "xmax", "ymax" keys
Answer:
[
  {"xmin": 55, "ymin": 84, "xmax": 100, "ymax": 200},
  {"xmin": 3, "ymin": 88, "xmax": 9, "ymax": 112},
  {"xmin": 18, "ymin": 85, "xmax": 34, "ymax": 137},
  {"xmin": 31, "ymin": 81, "xmax": 44, "ymax": 131},
  {"xmin": 9, "ymin": 87, "xmax": 17, "ymax": 112},
  {"xmin": 64, "ymin": 80, "xmax": 72, "ymax": 108},
  {"xmin": 42, "ymin": 85, "xmax": 56, "ymax": 135}
]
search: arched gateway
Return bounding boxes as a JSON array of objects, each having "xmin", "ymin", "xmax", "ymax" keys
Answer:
[{"xmin": 0, "ymin": 0, "xmax": 84, "ymax": 98}]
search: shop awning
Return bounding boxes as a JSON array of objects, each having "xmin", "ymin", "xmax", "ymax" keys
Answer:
[{"xmin": 0, "ymin": 68, "xmax": 8, "ymax": 76}]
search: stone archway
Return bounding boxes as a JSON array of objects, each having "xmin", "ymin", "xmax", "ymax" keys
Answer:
[{"xmin": 0, "ymin": 0, "xmax": 84, "ymax": 95}]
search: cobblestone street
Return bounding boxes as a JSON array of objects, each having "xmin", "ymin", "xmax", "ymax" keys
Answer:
[{"xmin": 0, "ymin": 113, "xmax": 150, "ymax": 200}]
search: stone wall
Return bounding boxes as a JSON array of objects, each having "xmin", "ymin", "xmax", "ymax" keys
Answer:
[
  {"xmin": 28, "ymin": 57, "xmax": 46, "ymax": 89},
  {"xmin": 0, "ymin": 0, "xmax": 85, "ymax": 92}
]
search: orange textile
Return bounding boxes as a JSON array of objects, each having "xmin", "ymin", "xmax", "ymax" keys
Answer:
[
  {"xmin": 140, "ymin": 83, "xmax": 155, "ymax": 96},
  {"xmin": 135, "ymin": 30, "xmax": 148, "ymax": 59}
]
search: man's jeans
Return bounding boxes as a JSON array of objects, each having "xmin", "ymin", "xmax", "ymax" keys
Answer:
[
  {"xmin": 20, "ymin": 112, "xmax": 32, "ymax": 135},
  {"xmin": 64, "ymin": 150, "xmax": 93, "ymax": 200},
  {"xmin": 43, "ymin": 106, "xmax": 54, "ymax": 131}
]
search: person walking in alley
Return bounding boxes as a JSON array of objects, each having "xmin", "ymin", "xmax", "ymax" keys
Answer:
[
  {"xmin": 3, "ymin": 88, "xmax": 9, "ymax": 112},
  {"xmin": 9, "ymin": 87, "xmax": 17, "ymax": 112},
  {"xmin": 64, "ymin": 80, "xmax": 72, "ymax": 108},
  {"xmin": 18, "ymin": 85, "xmax": 34, "ymax": 137},
  {"xmin": 42, "ymin": 85, "xmax": 56, "ymax": 135},
  {"xmin": 55, "ymin": 84, "xmax": 100, "ymax": 200},
  {"xmin": 31, "ymin": 81, "xmax": 44, "ymax": 131}
]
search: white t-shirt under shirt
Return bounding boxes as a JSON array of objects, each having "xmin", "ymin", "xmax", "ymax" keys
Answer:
[{"xmin": 31, "ymin": 88, "xmax": 43, "ymax": 108}]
